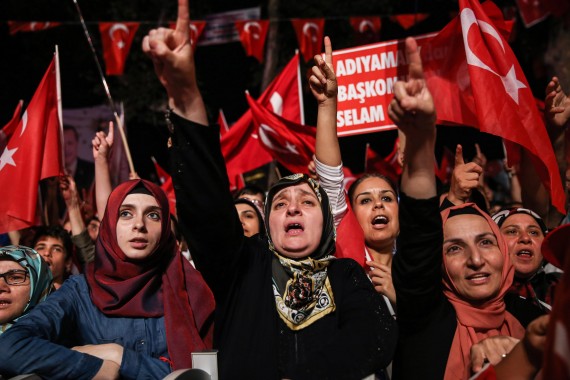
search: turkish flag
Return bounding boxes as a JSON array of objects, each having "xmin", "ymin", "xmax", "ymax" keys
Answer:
[
  {"xmin": 349, "ymin": 17, "xmax": 381, "ymax": 44},
  {"xmin": 335, "ymin": 201, "xmax": 367, "ymax": 268},
  {"xmin": 516, "ymin": 0, "xmax": 550, "ymax": 27},
  {"xmin": 422, "ymin": 0, "xmax": 565, "ymax": 213},
  {"xmin": 221, "ymin": 52, "xmax": 304, "ymax": 189},
  {"xmin": 8, "ymin": 21, "xmax": 61, "ymax": 35},
  {"xmin": 0, "ymin": 57, "xmax": 63, "ymax": 234},
  {"xmin": 0, "ymin": 100, "xmax": 23, "ymax": 152},
  {"xmin": 364, "ymin": 143, "xmax": 401, "ymax": 185},
  {"xmin": 291, "ymin": 18, "xmax": 325, "ymax": 62},
  {"xmin": 152, "ymin": 157, "xmax": 177, "ymax": 217},
  {"xmin": 246, "ymin": 93, "xmax": 315, "ymax": 175},
  {"xmin": 99, "ymin": 22, "xmax": 140, "ymax": 76},
  {"xmin": 168, "ymin": 21, "xmax": 206, "ymax": 52},
  {"xmin": 390, "ymin": 14, "xmax": 429, "ymax": 30},
  {"xmin": 218, "ymin": 109, "xmax": 230, "ymax": 138},
  {"xmin": 235, "ymin": 20, "xmax": 269, "ymax": 63}
]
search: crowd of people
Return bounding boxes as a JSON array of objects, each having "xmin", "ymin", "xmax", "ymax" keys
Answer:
[{"xmin": 0, "ymin": 0, "xmax": 568, "ymax": 379}]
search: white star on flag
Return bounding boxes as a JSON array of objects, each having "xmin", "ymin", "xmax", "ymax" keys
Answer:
[
  {"xmin": 0, "ymin": 147, "xmax": 18, "ymax": 172},
  {"xmin": 500, "ymin": 65, "xmax": 527, "ymax": 104}
]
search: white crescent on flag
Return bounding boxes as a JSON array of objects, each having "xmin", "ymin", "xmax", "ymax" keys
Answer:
[
  {"xmin": 460, "ymin": 8, "xmax": 526, "ymax": 104},
  {"xmin": 358, "ymin": 20, "xmax": 376, "ymax": 33},
  {"xmin": 302, "ymin": 22, "xmax": 319, "ymax": 43},
  {"xmin": 109, "ymin": 23, "xmax": 129, "ymax": 49},
  {"xmin": 259, "ymin": 124, "xmax": 298, "ymax": 155},
  {"xmin": 244, "ymin": 21, "xmax": 261, "ymax": 40},
  {"xmin": 20, "ymin": 111, "xmax": 28, "ymax": 137}
]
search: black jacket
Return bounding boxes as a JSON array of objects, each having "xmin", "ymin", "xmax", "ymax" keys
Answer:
[{"xmin": 168, "ymin": 113, "xmax": 397, "ymax": 380}]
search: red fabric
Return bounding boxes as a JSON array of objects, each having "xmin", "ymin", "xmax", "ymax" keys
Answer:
[
  {"xmin": 8, "ymin": 21, "xmax": 61, "ymax": 35},
  {"xmin": 0, "ymin": 100, "xmax": 23, "ymax": 152},
  {"xmin": 152, "ymin": 159, "xmax": 177, "ymax": 218},
  {"xmin": 291, "ymin": 19, "xmax": 325, "ymax": 62},
  {"xmin": 542, "ymin": 224, "xmax": 570, "ymax": 380},
  {"xmin": 423, "ymin": 0, "xmax": 565, "ymax": 214},
  {"xmin": 86, "ymin": 179, "xmax": 214, "ymax": 369},
  {"xmin": 246, "ymin": 93, "xmax": 315, "ymax": 174},
  {"xmin": 168, "ymin": 21, "xmax": 206, "ymax": 52},
  {"xmin": 365, "ymin": 143, "xmax": 401, "ymax": 185},
  {"xmin": 440, "ymin": 203, "xmax": 525, "ymax": 380},
  {"xmin": 99, "ymin": 22, "xmax": 140, "ymax": 76},
  {"xmin": 235, "ymin": 20, "xmax": 269, "ymax": 63},
  {"xmin": 349, "ymin": 17, "xmax": 381, "ymax": 44},
  {"xmin": 390, "ymin": 14, "xmax": 429, "ymax": 30},
  {"xmin": 436, "ymin": 146, "xmax": 455, "ymax": 185},
  {"xmin": 335, "ymin": 200, "xmax": 367, "ymax": 268},
  {"xmin": 0, "ymin": 58, "xmax": 62, "ymax": 234},
  {"xmin": 218, "ymin": 109, "xmax": 229, "ymax": 137},
  {"xmin": 516, "ymin": 0, "xmax": 550, "ymax": 27},
  {"xmin": 221, "ymin": 53, "xmax": 303, "ymax": 189}
]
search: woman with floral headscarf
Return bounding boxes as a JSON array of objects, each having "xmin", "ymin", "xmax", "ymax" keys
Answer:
[
  {"xmin": 0, "ymin": 246, "xmax": 52, "ymax": 334},
  {"xmin": 142, "ymin": 7, "xmax": 397, "ymax": 377},
  {"xmin": 0, "ymin": 180, "xmax": 215, "ymax": 379}
]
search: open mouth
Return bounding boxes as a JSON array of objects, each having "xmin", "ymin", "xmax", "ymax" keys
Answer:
[
  {"xmin": 466, "ymin": 273, "xmax": 490, "ymax": 283},
  {"xmin": 286, "ymin": 223, "xmax": 304, "ymax": 234},
  {"xmin": 515, "ymin": 249, "xmax": 533, "ymax": 259},
  {"xmin": 0, "ymin": 300, "xmax": 11, "ymax": 306},
  {"xmin": 372, "ymin": 215, "xmax": 388, "ymax": 226}
]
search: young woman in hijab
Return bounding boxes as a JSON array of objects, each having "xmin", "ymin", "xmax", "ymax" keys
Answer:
[
  {"xmin": 142, "ymin": 6, "xmax": 397, "ymax": 377},
  {"xmin": 0, "ymin": 180, "xmax": 215, "ymax": 379},
  {"xmin": 389, "ymin": 38, "xmax": 543, "ymax": 380},
  {"xmin": 234, "ymin": 197, "xmax": 266, "ymax": 237},
  {"xmin": 0, "ymin": 246, "xmax": 53, "ymax": 335}
]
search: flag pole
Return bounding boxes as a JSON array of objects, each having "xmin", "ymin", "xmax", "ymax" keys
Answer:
[
  {"xmin": 54, "ymin": 45, "xmax": 65, "ymax": 172},
  {"xmin": 71, "ymin": 0, "xmax": 136, "ymax": 176},
  {"xmin": 295, "ymin": 49, "xmax": 305, "ymax": 125}
]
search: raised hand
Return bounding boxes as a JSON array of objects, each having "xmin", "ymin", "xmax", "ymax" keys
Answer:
[
  {"xmin": 309, "ymin": 36, "xmax": 337, "ymax": 105},
  {"xmin": 59, "ymin": 175, "xmax": 80, "ymax": 207},
  {"xmin": 545, "ymin": 76, "xmax": 570, "ymax": 128},
  {"xmin": 142, "ymin": 0, "xmax": 206, "ymax": 123},
  {"xmin": 92, "ymin": 122, "xmax": 114, "ymax": 162},
  {"xmin": 388, "ymin": 37, "xmax": 436, "ymax": 135},
  {"xmin": 448, "ymin": 144, "xmax": 483, "ymax": 205}
]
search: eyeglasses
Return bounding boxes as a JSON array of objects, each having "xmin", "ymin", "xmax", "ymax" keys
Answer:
[{"xmin": 0, "ymin": 270, "xmax": 29, "ymax": 285}]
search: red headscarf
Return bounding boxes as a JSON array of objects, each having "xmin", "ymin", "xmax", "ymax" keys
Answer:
[
  {"xmin": 440, "ymin": 203, "xmax": 525, "ymax": 380},
  {"xmin": 86, "ymin": 179, "xmax": 215, "ymax": 370}
]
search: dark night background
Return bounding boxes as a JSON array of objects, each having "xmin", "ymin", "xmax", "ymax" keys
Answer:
[{"xmin": 0, "ymin": 0, "xmax": 563, "ymax": 183}]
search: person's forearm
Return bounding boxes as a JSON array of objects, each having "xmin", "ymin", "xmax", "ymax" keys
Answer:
[
  {"xmin": 315, "ymin": 98, "xmax": 341, "ymax": 167},
  {"xmin": 95, "ymin": 158, "xmax": 112, "ymax": 218},
  {"xmin": 168, "ymin": 88, "xmax": 208, "ymax": 126},
  {"xmin": 68, "ymin": 203, "xmax": 86, "ymax": 237},
  {"xmin": 400, "ymin": 128, "xmax": 437, "ymax": 199}
]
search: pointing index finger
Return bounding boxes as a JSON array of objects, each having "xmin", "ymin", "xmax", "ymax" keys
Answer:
[
  {"xmin": 324, "ymin": 36, "xmax": 333, "ymax": 66},
  {"xmin": 455, "ymin": 144, "xmax": 465, "ymax": 166},
  {"xmin": 405, "ymin": 37, "xmax": 424, "ymax": 80},
  {"xmin": 175, "ymin": 0, "xmax": 190, "ymax": 37}
]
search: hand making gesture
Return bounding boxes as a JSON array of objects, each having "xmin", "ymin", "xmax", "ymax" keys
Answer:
[
  {"xmin": 142, "ymin": 0, "xmax": 207, "ymax": 124},
  {"xmin": 309, "ymin": 36, "xmax": 337, "ymax": 105}
]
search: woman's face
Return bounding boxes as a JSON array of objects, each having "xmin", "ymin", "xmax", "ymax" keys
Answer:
[
  {"xmin": 351, "ymin": 177, "xmax": 399, "ymax": 251},
  {"xmin": 268, "ymin": 183, "xmax": 323, "ymax": 259},
  {"xmin": 235, "ymin": 203, "xmax": 260, "ymax": 237},
  {"xmin": 116, "ymin": 193, "xmax": 163, "ymax": 260},
  {"xmin": 499, "ymin": 213, "xmax": 544, "ymax": 279},
  {"xmin": 443, "ymin": 214, "xmax": 504, "ymax": 304},
  {"xmin": 0, "ymin": 260, "xmax": 30, "ymax": 324}
]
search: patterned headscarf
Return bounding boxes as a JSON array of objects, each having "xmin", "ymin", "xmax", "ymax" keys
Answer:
[
  {"xmin": 265, "ymin": 174, "xmax": 336, "ymax": 330},
  {"xmin": 492, "ymin": 207, "xmax": 548, "ymax": 235},
  {"xmin": 0, "ymin": 245, "xmax": 53, "ymax": 334}
]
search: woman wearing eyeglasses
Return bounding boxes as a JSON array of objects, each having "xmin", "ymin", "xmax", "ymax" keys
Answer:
[{"xmin": 0, "ymin": 246, "xmax": 53, "ymax": 334}]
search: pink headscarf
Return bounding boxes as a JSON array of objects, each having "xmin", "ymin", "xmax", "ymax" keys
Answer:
[{"xmin": 440, "ymin": 203, "xmax": 525, "ymax": 379}]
